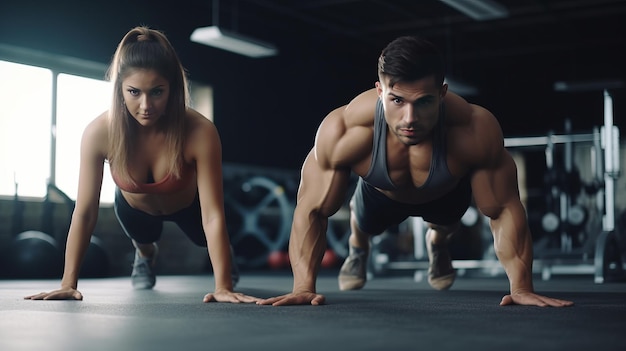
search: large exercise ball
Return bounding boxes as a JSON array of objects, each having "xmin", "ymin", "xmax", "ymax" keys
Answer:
[{"xmin": 3, "ymin": 230, "xmax": 63, "ymax": 279}]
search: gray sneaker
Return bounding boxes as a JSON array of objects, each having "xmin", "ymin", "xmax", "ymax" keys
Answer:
[
  {"xmin": 338, "ymin": 247, "xmax": 368, "ymax": 291},
  {"xmin": 131, "ymin": 244, "xmax": 158, "ymax": 290}
]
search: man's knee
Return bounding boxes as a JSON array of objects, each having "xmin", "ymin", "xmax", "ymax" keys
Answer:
[
  {"xmin": 426, "ymin": 222, "xmax": 461, "ymax": 235},
  {"xmin": 349, "ymin": 210, "xmax": 373, "ymax": 237}
]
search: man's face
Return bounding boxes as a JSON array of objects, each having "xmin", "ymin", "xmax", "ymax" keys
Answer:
[{"xmin": 376, "ymin": 75, "xmax": 447, "ymax": 145}]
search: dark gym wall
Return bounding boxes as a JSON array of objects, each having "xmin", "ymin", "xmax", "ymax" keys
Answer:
[{"xmin": 1, "ymin": 1, "xmax": 624, "ymax": 171}]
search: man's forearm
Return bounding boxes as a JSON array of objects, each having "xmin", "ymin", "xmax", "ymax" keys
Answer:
[
  {"xmin": 491, "ymin": 213, "xmax": 535, "ymax": 294},
  {"xmin": 290, "ymin": 212, "xmax": 328, "ymax": 294}
]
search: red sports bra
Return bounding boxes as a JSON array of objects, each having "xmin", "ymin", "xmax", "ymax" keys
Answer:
[{"xmin": 111, "ymin": 163, "xmax": 195, "ymax": 194}]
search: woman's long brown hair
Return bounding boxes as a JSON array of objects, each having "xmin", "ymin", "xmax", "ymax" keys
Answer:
[{"xmin": 106, "ymin": 26, "xmax": 189, "ymax": 186}]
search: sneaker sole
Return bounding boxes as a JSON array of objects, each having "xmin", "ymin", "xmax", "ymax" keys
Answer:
[
  {"xmin": 428, "ymin": 272, "xmax": 456, "ymax": 290},
  {"xmin": 132, "ymin": 282, "xmax": 156, "ymax": 290},
  {"xmin": 338, "ymin": 276, "xmax": 366, "ymax": 291}
]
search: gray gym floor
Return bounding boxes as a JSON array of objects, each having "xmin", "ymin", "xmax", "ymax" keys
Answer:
[{"xmin": 1, "ymin": 271, "xmax": 625, "ymax": 351}]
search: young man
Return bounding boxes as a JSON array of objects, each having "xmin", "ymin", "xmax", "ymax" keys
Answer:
[{"xmin": 258, "ymin": 36, "xmax": 573, "ymax": 307}]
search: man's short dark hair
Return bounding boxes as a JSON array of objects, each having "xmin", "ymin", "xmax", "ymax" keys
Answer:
[{"xmin": 377, "ymin": 36, "xmax": 445, "ymax": 87}]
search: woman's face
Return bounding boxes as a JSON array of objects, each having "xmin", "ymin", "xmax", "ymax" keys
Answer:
[{"xmin": 121, "ymin": 69, "xmax": 170, "ymax": 127}]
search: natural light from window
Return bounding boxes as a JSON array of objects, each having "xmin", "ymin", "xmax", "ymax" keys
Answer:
[
  {"xmin": 0, "ymin": 61, "xmax": 52, "ymax": 198},
  {"xmin": 56, "ymin": 73, "xmax": 114, "ymax": 203}
]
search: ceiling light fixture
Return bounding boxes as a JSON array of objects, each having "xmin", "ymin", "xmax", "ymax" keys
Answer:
[
  {"xmin": 190, "ymin": 26, "xmax": 278, "ymax": 58},
  {"xmin": 438, "ymin": 0, "xmax": 509, "ymax": 21},
  {"xmin": 553, "ymin": 79, "xmax": 624, "ymax": 92},
  {"xmin": 445, "ymin": 77, "xmax": 479, "ymax": 96},
  {"xmin": 190, "ymin": 0, "xmax": 278, "ymax": 58}
]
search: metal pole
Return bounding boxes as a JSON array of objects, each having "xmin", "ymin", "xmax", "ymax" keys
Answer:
[
  {"xmin": 504, "ymin": 133, "xmax": 595, "ymax": 148},
  {"xmin": 49, "ymin": 72, "xmax": 57, "ymax": 186},
  {"xmin": 603, "ymin": 90, "xmax": 615, "ymax": 231},
  {"xmin": 412, "ymin": 217, "xmax": 425, "ymax": 260}
]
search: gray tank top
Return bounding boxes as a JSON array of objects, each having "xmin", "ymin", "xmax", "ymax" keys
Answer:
[{"xmin": 362, "ymin": 99, "xmax": 455, "ymax": 191}]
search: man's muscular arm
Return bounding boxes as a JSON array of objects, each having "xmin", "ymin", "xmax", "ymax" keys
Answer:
[
  {"xmin": 258, "ymin": 108, "xmax": 353, "ymax": 306},
  {"xmin": 469, "ymin": 107, "xmax": 573, "ymax": 307}
]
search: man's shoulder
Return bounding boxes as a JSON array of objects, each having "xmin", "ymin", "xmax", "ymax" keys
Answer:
[
  {"xmin": 444, "ymin": 92, "xmax": 498, "ymax": 131},
  {"xmin": 343, "ymin": 88, "xmax": 378, "ymax": 127},
  {"xmin": 318, "ymin": 88, "xmax": 378, "ymax": 136},
  {"xmin": 444, "ymin": 93, "xmax": 504, "ymax": 166},
  {"xmin": 310, "ymin": 88, "xmax": 378, "ymax": 169}
]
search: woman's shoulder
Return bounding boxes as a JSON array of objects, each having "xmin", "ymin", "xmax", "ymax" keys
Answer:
[
  {"xmin": 185, "ymin": 108, "xmax": 215, "ymax": 130},
  {"xmin": 83, "ymin": 111, "xmax": 110, "ymax": 138},
  {"xmin": 184, "ymin": 108, "xmax": 220, "ymax": 147},
  {"xmin": 81, "ymin": 111, "xmax": 110, "ymax": 157}
]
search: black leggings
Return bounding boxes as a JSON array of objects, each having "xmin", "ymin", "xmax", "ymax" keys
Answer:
[
  {"xmin": 113, "ymin": 188, "xmax": 207, "ymax": 247},
  {"xmin": 350, "ymin": 176, "xmax": 472, "ymax": 235}
]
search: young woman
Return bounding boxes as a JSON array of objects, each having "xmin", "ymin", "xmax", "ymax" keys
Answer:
[{"xmin": 25, "ymin": 26, "xmax": 259, "ymax": 303}]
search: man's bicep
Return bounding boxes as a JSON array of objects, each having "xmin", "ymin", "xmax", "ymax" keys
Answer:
[
  {"xmin": 471, "ymin": 150, "xmax": 522, "ymax": 219},
  {"xmin": 297, "ymin": 150, "xmax": 351, "ymax": 218}
]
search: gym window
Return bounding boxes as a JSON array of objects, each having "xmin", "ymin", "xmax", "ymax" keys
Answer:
[
  {"xmin": 0, "ymin": 60, "xmax": 116, "ymax": 203},
  {"xmin": 56, "ymin": 74, "xmax": 115, "ymax": 203},
  {"xmin": 0, "ymin": 60, "xmax": 53, "ymax": 200}
]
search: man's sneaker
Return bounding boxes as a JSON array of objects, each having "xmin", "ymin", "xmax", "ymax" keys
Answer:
[
  {"xmin": 230, "ymin": 245, "xmax": 240, "ymax": 287},
  {"xmin": 131, "ymin": 244, "xmax": 158, "ymax": 290},
  {"xmin": 338, "ymin": 246, "xmax": 368, "ymax": 291},
  {"xmin": 425, "ymin": 231, "xmax": 455, "ymax": 290}
]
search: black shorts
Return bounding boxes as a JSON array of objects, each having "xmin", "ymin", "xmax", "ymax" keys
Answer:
[
  {"xmin": 350, "ymin": 176, "xmax": 472, "ymax": 235},
  {"xmin": 113, "ymin": 188, "xmax": 207, "ymax": 246}
]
